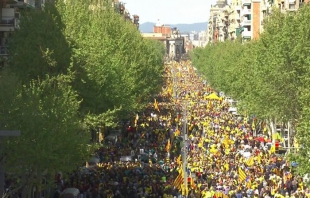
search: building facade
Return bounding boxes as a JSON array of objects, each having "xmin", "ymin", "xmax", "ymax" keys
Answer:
[
  {"xmin": 239, "ymin": 0, "xmax": 269, "ymax": 40},
  {"xmin": 0, "ymin": 0, "xmax": 28, "ymax": 64},
  {"xmin": 207, "ymin": 0, "xmax": 309, "ymax": 43},
  {"xmin": 274, "ymin": 0, "xmax": 310, "ymax": 12},
  {"xmin": 0, "ymin": 0, "xmax": 139, "ymax": 66},
  {"xmin": 207, "ymin": 0, "xmax": 231, "ymax": 43},
  {"xmin": 142, "ymin": 22, "xmax": 186, "ymax": 61},
  {"xmin": 153, "ymin": 20, "xmax": 171, "ymax": 37},
  {"xmin": 191, "ymin": 31, "xmax": 207, "ymax": 47}
]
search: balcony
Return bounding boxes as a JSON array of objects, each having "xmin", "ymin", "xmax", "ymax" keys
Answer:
[
  {"xmin": 0, "ymin": 19, "xmax": 15, "ymax": 31},
  {"xmin": 242, "ymin": 31, "xmax": 252, "ymax": 38},
  {"xmin": 288, "ymin": 8, "xmax": 297, "ymax": 11},
  {"xmin": 0, "ymin": 46, "xmax": 8, "ymax": 56},
  {"xmin": 235, "ymin": 6, "xmax": 242, "ymax": 10},
  {"xmin": 288, "ymin": 4, "xmax": 296, "ymax": 11},
  {"xmin": 242, "ymin": 0, "xmax": 252, "ymax": 5},
  {"xmin": 5, "ymin": 0, "xmax": 18, "ymax": 3},
  {"xmin": 218, "ymin": 22, "xmax": 224, "ymax": 27},
  {"xmin": 235, "ymin": 14, "xmax": 240, "ymax": 20},
  {"xmin": 0, "ymin": 8, "xmax": 18, "ymax": 31},
  {"xmin": 242, "ymin": 8, "xmax": 251, "ymax": 15},
  {"xmin": 242, "ymin": 19, "xmax": 251, "ymax": 26}
]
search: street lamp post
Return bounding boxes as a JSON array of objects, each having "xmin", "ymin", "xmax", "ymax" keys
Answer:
[
  {"xmin": 0, "ymin": 130, "xmax": 21, "ymax": 197},
  {"xmin": 182, "ymin": 103, "xmax": 188, "ymax": 197}
]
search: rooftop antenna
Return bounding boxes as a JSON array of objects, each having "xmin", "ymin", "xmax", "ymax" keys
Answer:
[{"xmin": 156, "ymin": 19, "xmax": 162, "ymax": 26}]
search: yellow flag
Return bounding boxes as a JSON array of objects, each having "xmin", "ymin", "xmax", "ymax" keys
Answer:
[
  {"xmin": 154, "ymin": 99, "xmax": 160, "ymax": 112},
  {"xmin": 257, "ymin": 155, "xmax": 261, "ymax": 163},
  {"xmin": 246, "ymin": 180, "xmax": 252, "ymax": 189},
  {"xmin": 269, "ymin": 145, "xmax": 276, "ymax": 154},
  {"xmin": 175, "ymin": 129, "xmax": 180, "ymax": 136},
  {"xmin": 166, "ymin": 139, "xmax": 171, "ymax": 152},
  {"xmin": 177, "ymin": 155, "xmax": 182, "ymax": 165},
  {"xmin": 246, "ymin": 157, "xmax": 254, "ymax": 167},
  {"xmin": 252, "ymin": 121, "xmax": 255, "ymax": 131}
]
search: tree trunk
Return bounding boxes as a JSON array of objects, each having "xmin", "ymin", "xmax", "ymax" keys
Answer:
[
  {"xmin": 287, "ymin": 121, "xmax": 291, "ymax": 153},
  {"xmin": 268, "ymin": 117, "xmax": 278, "ymax": 143},
  {"xmin": 21, "ymin": 184, "xmax": 28, "ymax": 198}
]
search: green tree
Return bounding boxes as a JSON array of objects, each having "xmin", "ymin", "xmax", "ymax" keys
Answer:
[
  {"xmin": 56, "ymin": 0, "xmax": 164, "ymax": 121},
  {"xmin": 286, "ymin": 4, "xmax": 310, "ymax": 175},
  {"xmin": 0, "ymin": 67, "xmax": 91, "ymax": 196},
  {"xmin": 191, "ymin": 4, "xmax": 310, "ymax": 174},
  {"xmin": 8, "ymin": 4, "xmax": 71, "ymax": 83},
  {"xmin": 1, "ymin": 0, "xmax": 165, "ymax": 193},
  {"xmin": 8, "ymin": 0, "xmax": 165, "ymax": 127},
  {"xmin": 191, "ymin": 10, "xmax": 302, "ymax": 122}
]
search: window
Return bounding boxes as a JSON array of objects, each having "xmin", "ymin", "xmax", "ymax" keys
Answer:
[
  {"xmin": 262, "ymin": 10, "xmax": 267, "ymax": 17},
  {"xmin": 289, "ymin": 4, "xmax": 295, "ymax": 9}
]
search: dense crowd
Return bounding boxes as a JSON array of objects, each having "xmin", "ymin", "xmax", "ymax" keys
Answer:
[{"xmin": 57, "ymin": 61, "xmax": 305, "ymax": 198}]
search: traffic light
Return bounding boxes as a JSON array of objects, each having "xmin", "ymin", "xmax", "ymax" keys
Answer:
[{"xmin": 187, "ymin": 177, "xmax": 192, "ymax": 191}]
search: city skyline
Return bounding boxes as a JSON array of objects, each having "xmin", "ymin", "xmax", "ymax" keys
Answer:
[{"xmin": 124, "ymin": 0, "xmax": 218, "ymax": 24}]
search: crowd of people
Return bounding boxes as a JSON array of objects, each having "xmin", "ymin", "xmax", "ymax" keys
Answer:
[{"xmin": 58, "ymin": 61, "xmax": 306, "ymax": 198}]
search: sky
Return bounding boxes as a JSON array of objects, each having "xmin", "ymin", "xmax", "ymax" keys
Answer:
[{"xmin": 124, "ymin": 0, "xmax": 218, "ymax": 24}]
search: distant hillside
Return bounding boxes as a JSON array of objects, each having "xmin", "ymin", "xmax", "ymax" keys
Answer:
[{"xmin": 139, "ymin": 22, "xmax": 208, "ymax": 33}]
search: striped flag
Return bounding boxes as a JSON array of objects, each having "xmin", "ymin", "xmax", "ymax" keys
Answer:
[
  {"xmin": 173, "ymin": 166, "xmax": 184, "ymax": 190},
  {"xmin": 238, "ymin": 167, "xmax": 247, "ymax": 182}
]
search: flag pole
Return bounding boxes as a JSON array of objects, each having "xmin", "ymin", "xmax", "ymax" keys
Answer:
[{"xmin": 182, "ymin": 102, "xmax": 188, "ymax": 197}]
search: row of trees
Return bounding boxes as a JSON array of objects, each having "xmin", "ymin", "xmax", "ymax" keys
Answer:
[
  {"xmin": 0, "ymin": 0, "xmax": 165, "ymax": 195},
  {"xmin": 191, "ymin": 5, "xmax": 310, "ymax": 174}
]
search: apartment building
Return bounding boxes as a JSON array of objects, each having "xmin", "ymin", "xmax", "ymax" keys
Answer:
[
  {"xmin": 0, "ymin": 0, "xmax": 138, "ymax": 66},
  {"xmin": 228, "ymin": 0, "xmax": 242, "ymax": 40},
  {"xmin": 207, "ymin": 0, "xmax": 231, "ymax": 43},
  {"xmin": 189, "ymin": 31, "xmax": 199, "ymax": 41},
  {"xmin": 0, "ymin": 0, "xmax": 48, "ymax": 65},
  {"xmin": 190, "ymin": 31, "xmax": 207, "ymax": 47},
  {"xmin": 238, "ymin": 0, "xmax": 308, "ymax": 40},
  {"xmin": 153, "ymin": 20, "xmax": 172, "ymax": 37},
  {"xmin": 237, "ymin": 0, "xmax": 266, "ymax": 40},
  {"xmin": 273, "ymin": 0, "xmax": 309, "ymax": 12},
  {"xmin": 0, "ymin": 0, "xmax": 22, "ymax": 63},
  {"xmin": 208, "ymin": 0, "xmax": 309, "ymax": 43},
  {"xmin": 142, "ymin": 22, "xmax": 185, "ymax": 61}
]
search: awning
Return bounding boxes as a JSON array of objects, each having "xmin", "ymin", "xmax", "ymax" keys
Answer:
[{"xmin": 205, "ymin": 93, "xmax": 221, "ymax": 100}]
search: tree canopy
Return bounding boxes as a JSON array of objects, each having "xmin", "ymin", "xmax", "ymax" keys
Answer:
[
  {"xmin": 1, "ymin": 0, "xmax": 165, "ymax": 194},
  {"xmin": 191, "ymin": 4, "xmax": 310, "ymax": 174}
]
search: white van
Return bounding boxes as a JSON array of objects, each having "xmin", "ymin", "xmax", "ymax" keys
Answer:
[
  {"xmin": 60, "ymin": 188, "xmax": 80, "ymax": 198},
  {"xmin": 228, "ymin": 107, "xmax": 237, "ymax": 115}
]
